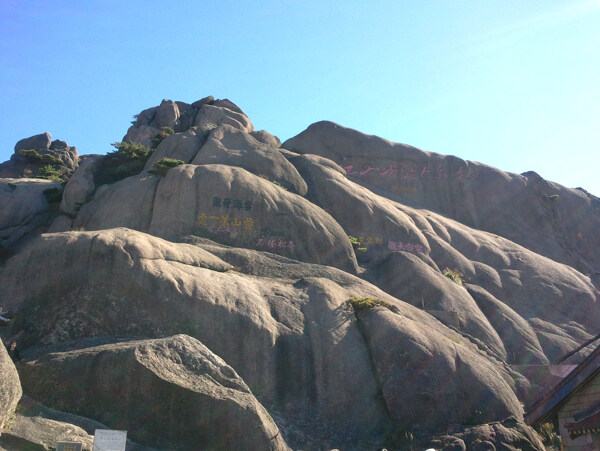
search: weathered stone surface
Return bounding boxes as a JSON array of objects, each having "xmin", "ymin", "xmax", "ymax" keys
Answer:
[
  {"xmin": 193, "ymin": 103, "xmax": 254, "ymax": 133},
  {"xmin": 122, "ymin": 124, "xmax": 160, "ymax": 148},
  {"xmin": 434, "ymin": 418, "xmax": 546, "ymax": 450},
  {"xmin": 0, "ymin": 396, "xmax": 159, "ymax": 451},
  {"xmin": 6, "ymin": 98, "xmax": 600, "ymax": 449},
  {"xmin": 60, "ymin": 154, "xmax": 103, "ymax": 217},
  {"xmin": 0, "ymin": 226, "xmax": 527, "ymax": 448},
  {"xmin": 284, "ymin": 121, "xmax": 600, "ymax": 275},
  {"xmin": 356, "ymin": 306, "xmax": 523, "ymax": 436},
  {"xmin": 192, "ymin": 125, "xmax": 308, "ymax": 195},
  {"xmin": 212, "ymin": 98, "xmax": 246, "ymax": 115},
  {"xmin": 14, "ymin": 133, "xmax": 51, "ymax": 152},
  {"xmin": 364, "ymin": 251, "xmax": 508, "ymax": 359},
  {"xmin": 144, "ymin": 125, "xmax": 212, "ymax": 169},
  {"xmin": 251, "ymin": 130, "xmax": 282, "ymax": 147},
  {"xmin": 1, "ymin": 397, "xmax": 94, "ymax": 450},
  {"xmin": 1, "ymin": 133, "xmax": 79, "ymax": 179},
  {"xmin": 0, "ymin": 344, "xmax": 21, "ymax": 436},
  {"xmin": 191, "ymin": 95, "xmax": 214, "ymax": 108},
  {"xmin": 290, "ymin": 153, "xmax": 429, "ymax": 261},
  {"xmin": 18, "ymin": 335, "xmax": 290, "ymax": 450},
  {"xmin": 0, "ymin": 178, "xmax": 62, "ymax": 249},
  {"xmin": 466, "ymin": 284, "xmax": 548, "ymax": 365},
  {"xmin": 47, "ymin": 214, "xmax": 73, "ymax": 233},
  {"xmin": 73, "ymin": 174, "xmax": 160, "ymax": 232},
  {"xmin": 154, "ymin": 99, "xmax": 180, "ymax": 129},
  {"xmin": 74, "ymin": 165, "xmax": 355, "ymax": 272}
]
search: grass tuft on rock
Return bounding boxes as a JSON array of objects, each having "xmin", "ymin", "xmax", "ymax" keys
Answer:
[
  {"xmin": 443, "ymin": 268, "xmax": 463, "ymax": 286},
  {"xmin": 348, "ymin": 296, "xmax": 394, "ymax": 312}
]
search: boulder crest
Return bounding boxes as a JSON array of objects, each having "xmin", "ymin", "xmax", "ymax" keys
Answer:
[
  {"xmin": 123, "ymin": 97, "xmax": 255, "ymax": 147},
  {"xmin": 0, "ymin": 132, "xmax": 79, "ymax": 179}
]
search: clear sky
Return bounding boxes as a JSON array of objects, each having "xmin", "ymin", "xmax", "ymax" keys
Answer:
[{"xmin": 1, "ymin": 0, "xmax": 599, "ymax": 195}]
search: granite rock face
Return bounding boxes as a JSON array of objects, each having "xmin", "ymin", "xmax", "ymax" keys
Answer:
[
  {"xmin": 0, "ymin": 132, "xmax": 79, "ymax": 179},
  {"xmin": 0, "ymin": 344, "xmax": 22, "ymax": 436},
  {"xmin": 284, "ymin": 121, "xmax": 600, "ymax": 275},
  {"xmin": 1, "ymin": 96, "xmax": 597, "ymax": 449},
  {"xmin": 0, "ymin": 178, "xmax": 62, "ymax": 251},
  {"xmin": 18, "ymin": 335, "xmax": 290, "ymax": 450}
]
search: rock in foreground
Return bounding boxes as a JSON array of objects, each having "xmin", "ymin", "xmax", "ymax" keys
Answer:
[{"xmin": 18, "ymin": 335, "xmax": 289, "ymax": 450}]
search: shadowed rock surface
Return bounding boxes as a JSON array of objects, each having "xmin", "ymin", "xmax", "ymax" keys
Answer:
[
  {"xmin": 0, "ymin": 395, "xmax": 159, "ymax": 451},
  {"xmin": 1, "ymin": 96, "xmax": 598, "ymax": 449},
  {"xmin": 0, "ymin": 178, "xmax": 62, "ymax": 254},
  {"xmin": 18, "ymin": 335, "xmax": 289, "ymax": 450},
  {"xmin": 0, "ymin": 345, "xmax": 21, "ymax": 436}
]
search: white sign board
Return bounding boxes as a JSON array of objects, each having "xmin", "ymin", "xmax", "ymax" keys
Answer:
[{"xmin": 93, "ymin": 429, "xmax": 127, "ymax": 451}]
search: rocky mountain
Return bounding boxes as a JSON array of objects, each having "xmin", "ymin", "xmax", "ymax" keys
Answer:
[{"xmin": 0, "ymin": 96, "xmax": 598, "ymax": 450}]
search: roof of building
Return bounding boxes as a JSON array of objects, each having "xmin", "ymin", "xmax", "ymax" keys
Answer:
[{"xmin": 526, "ymin": 341, "xmax": 600, "ymax": 425}]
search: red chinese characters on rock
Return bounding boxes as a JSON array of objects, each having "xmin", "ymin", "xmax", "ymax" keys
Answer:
[
  {"xmin": 343, "ymin": 163, "xmax": 476, "ymax": 180},
  {"xmin": 257, "ymin": 237, "xmax": 295, "ymax": 252},
  {"xmin": 387, "ymin": 241, "xmax": 424, "ymax": 253}
]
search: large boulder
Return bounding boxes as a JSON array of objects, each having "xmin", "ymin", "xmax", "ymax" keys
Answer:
[
  {"xmin": 18, "ymin": 335, "xmax": 290, "ymax": 450},
  {"xmin": 14, "ymin": 133, "xmax": 52, "ymax": 153},
  {"xmin": 123, "ymin": 97, "xmax": 252, "ymax": 147},
  {"xmin": 0, "ymin": 395, "xmax": 160, "ymax": 451},
  {"xmin": 60, "ymin": 154, "xmax": 103, "ymax": 217},
  {"xmin": 73, "ymin": 165, "xmax": 357, "ymax": 272},
  {"xmin": 0, "ymin": 132, "xmax": 79, "ymax": 179},
  {"xmin": 0, "ymin": 178, "xmax": 62, "ymax": 250},
  {"xmin": 143, "ymin": 125, "xmax": 212, "ymax": 168},
  {"xmin": 355, "ymin": 306, "xmax": 524, "ymax": 437},
  {"xmin": 0, "ymin": 344, "xmax": 22, "ymax": 436},
  {"xmin": 363, "ymin": 251, "xmax": 508, "ymax": 360},
  {"xmin": 423, "ymin": 418, "xmax": 545, "ymax": 451},
  {"xmin": 193, "ymin": 103, "xmax": 253, "ymax": 133},
  {"xmin": 191, "ymin": 125, "xmax": 307, "ymax": 195}
]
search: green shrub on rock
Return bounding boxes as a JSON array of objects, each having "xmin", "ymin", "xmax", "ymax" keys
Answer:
[
  {"xmin": 348, "ymin": 296, "xmax": 394, "ymax": 312},
  {"xmin": 443, "ymin": 268, "xmax": 463, "ymax": 286},
  {"xmin": 150, "ymin": 127, "xmax": 174, "ymax": 149},
  {"xmin": 94, "ymin": 141, "xmax": 153, "ymax": 186},
  {"xmin": 149, "ymin": 158, "xmax": 185, "ymax": 177},
  {"xmin": 43, "ymin": 187, "xmax": 64, "ymax": 208},
  {"xmin": 36, "ymin": 165, "xmax": 64, "ymax": 182},
  {"xmin": 17, "ymin": 149, "xmax": 62, "ymax": 165}
]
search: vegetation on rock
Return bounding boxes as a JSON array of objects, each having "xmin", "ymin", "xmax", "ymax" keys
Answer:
[
  {"xmin": 347, "ymin": 296, "xmax": 394, "ymax": 311},
  {"xmin": 94, "ymin": 141, "xmax": 153, "ymax": 185},
  {"xmin": 36, "ymin": 165, "xmax": 64, "ymax": 182},
  {"xmin": 443, "ymin": 268, "xmax": 463, "ymax": 286},
  {"xmin": 348, "ymin": 236, "xmax": 367, "ymax": 253},
  {"xmin": 150, "ymin": 126, "xmax": 174, "ymax": 150},
  {"xmin": 43, "ymin": 188, "xmax": 63, "ymax": 209},
  {"xmin": 534, "ymin": 422, "xmax": 562, "ymax": 450},
  {"xmin": 17, "ymin": 149, "xmax": 62, "ymax": 165},
  {"xmin": 148, "ymin": 158, "xmax": 185, "ymax": 177}
]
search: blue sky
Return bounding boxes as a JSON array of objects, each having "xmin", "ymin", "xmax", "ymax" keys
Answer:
[{"xmin": 1, "ymin": 0, "xmax": 599, "ymax": 195}]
